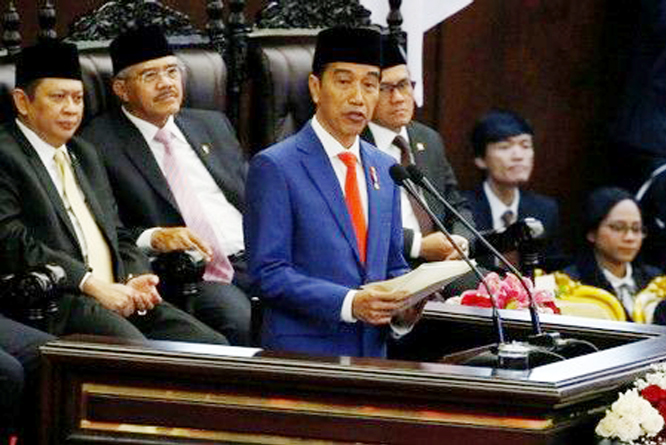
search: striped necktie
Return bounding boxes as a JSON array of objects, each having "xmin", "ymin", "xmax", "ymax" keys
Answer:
[
  {"xmin": 155, "ymin": 127, "xmax": 234, "ymax": 283},
  {"xmin": 393, "ymin": 135, "xmax": 434, "ymax": 235}
]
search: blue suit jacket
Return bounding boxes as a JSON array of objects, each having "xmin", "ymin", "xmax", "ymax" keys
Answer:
[{"xmin": 244, "ymin": 122, "xmax": 409, "ymax": 358}]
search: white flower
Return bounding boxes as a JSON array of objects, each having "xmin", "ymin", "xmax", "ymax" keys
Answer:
[
  {"xmin": 642, "ymin": 409, "xmax": 665, "ymax": 436},
  {"xmin": 637, "ymin": 363, "xmax": 666, "ymax": 391},
  {"xmin": 596, "ymin": 388, "xmax": 664, "ymax": 441}
]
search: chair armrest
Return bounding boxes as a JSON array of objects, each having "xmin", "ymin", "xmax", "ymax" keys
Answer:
[
  {"xmin": 0, "ymin": 264, "xmax": 66, "ymax": 333},
  {"xmin": 150, "ymin": 250, "xmax": 206, "ymax": 311}
]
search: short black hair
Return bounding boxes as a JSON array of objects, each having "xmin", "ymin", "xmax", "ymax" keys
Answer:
[
  {"xmin": 583, "ymin": 187, "xmax": 637, "ymax": 234},
  {"xmin": 471, "ymin": 109, "xmax": 533, "ymax": 158},
  {"xmin": 21, "ymin": 79, "xmax": 44, "ymax": 100}
]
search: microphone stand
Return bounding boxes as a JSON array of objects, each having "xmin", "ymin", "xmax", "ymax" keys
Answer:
[
  {"xmin": 404, "ymin": 165, "xmax": 597, "ymax": 360},
  {"xmin": 389, "ymin": 166, "xmax": 507, "ymax": 348},
  {"xmin": 392, "ymin": 167, "xmax": 572, "ymax": 368},
  {"xmin": 405, "ymin": 165, "xmax": 542, "ymax": 336}
]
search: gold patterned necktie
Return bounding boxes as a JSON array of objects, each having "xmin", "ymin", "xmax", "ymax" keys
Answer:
[{"xmin": 53, "ymin": 147, "xmax": 114, "ymax": 283}]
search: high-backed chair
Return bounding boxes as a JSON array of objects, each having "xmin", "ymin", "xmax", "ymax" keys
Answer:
[
  {"xmin": 78, "ymin": 45, "xmax": 229, "ymax": 126},
  {"xmin": 244, "ymin": 31, "xmax": 316, "ymax": 153}
]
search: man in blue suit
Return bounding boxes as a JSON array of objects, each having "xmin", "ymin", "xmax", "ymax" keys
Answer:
[{"xmin": 244, "ymin": 27, "xmax": 421, "ymax": 358}]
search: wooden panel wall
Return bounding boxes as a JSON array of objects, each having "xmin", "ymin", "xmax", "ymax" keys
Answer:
[
  {"xmin": 420, "ymin": 0, "xmax": 634, "ymax": 252},
  {"xmin": 10, "ymin": 0, "xmax": 634, "ymax": 253}
]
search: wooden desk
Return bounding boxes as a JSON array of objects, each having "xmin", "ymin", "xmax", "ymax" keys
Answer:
[{"xmin": 40, "ymin": 304, "xmax": 666, "ymax": 444}]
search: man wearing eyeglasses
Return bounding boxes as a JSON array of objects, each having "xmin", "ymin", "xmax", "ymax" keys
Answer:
[
  {"xmin": 362, "ymin": 37, "xmax": 474, "ymax": 266},
  {"xmin": 81, "ymin": 26, "xmax": 251, "ymax": 346}
]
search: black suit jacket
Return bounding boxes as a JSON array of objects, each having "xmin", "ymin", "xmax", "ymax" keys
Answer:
[
  {"xmin": 80, "ymin": 108, "xmax": 247, "ymax": 241},
  {"xmin": 464, "ymin": 186, "xmax": 562, "ymax": 264},
  {"xmin": 362, "ymin": 121, "xmax": 475, "ymax": 257},
  {"xmin": 0, "ymin": 122, "xmax": 150, "ymax": 291},
  {"xmin": 563, "ymin": 250, "xmax": 662, "ymax": 321},
  {"xmin": 563, "ymin": 251, "xmax": 662, "ymax": 297}
]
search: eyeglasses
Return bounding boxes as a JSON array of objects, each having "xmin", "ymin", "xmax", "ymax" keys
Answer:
[
  {"xmin": 132, "ymin": 65, "xmax": 183, "ymax": 84},
  {"xmin": 603, "ymin": 222, "xmax": 647, "ymax": 237},
  {"xmin": 379, "ymin": 79, "xmax": 415, "ymax": 96}
]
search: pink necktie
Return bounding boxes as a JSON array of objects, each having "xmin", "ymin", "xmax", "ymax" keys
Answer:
[{"xmin": 155, "ymin": 128, "xmax": 234, "ymax": 283}]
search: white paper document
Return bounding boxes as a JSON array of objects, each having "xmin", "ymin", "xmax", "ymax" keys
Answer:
[{"xmin": 367, "ymin": 260, "xmax": 473, "ymax": 311}]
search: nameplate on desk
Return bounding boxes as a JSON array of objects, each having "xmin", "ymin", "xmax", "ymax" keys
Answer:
[{"xmin": 160, "ymin": 341, "xmax": 262, "ymax": 358}]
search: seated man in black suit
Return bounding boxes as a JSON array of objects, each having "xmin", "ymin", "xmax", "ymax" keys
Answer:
[
  {"xmin": 0, "ymin": 316, "xmax": 53, "ymax": 444},
  {"xmin": 362, "ymin": 38, "xmax": 473, "ymax": 265},
  {"xmin": 464, "ymin": 109, "xmax": 561, "ymax": 270},
  {"xmin": 0, "ymin": 40, "xmax": 226, "ymax": 344},
  {"xmin": 81, "ymin": 26, "xmax": 250, "ymax": 346}
]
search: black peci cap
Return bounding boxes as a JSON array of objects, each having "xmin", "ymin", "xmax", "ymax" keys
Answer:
[
  {"xmin": 15, "ymin": 41, "xmax": 82, "ymax": 88},
  {"xmin": 312, "ymin": 26, "xmax": 382, "ymax": 75},
  {"xmin": 110, "ymin": 25, "xmax": 174, "ymax": 75},
  {"xmin": 380, "ymin": 34, "xmax": 407, "ymax": 69}
]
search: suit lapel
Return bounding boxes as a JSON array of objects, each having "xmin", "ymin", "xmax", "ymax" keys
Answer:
[
  {"xmin": 298, "ymin": 125, "xmax": 363, "ymax": 265},
  {"xmin": 476, "ymin": 186, "xmax": 494, "ymax": 230},
  {"xmin": 406, "ymin": 123, "xmax": 441, "ymax": 214},
  {"xmin": 175, "ymin": 113, "xmax": 240, "ymax": 204},
  {"xmin": 114, "ymin": 111, "xmax": 179, "ymax": 210},
  {"xmin": 12, "ymin": 126, "xmax": 80, "ymax": 247},
  {"xmin": 67, "ymin": 144, "xmax": 114, "ymax": 246},
  {"xmin": 360, "ymin": 143, "xmax": 388, "ymax": 269}
]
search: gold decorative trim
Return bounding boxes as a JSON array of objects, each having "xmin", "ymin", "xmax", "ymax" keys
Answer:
[
  {"xmin": 81, "ymin": 421, "xmax": 355, "ymax": 444},
  {"xmin": 81, "ymin": 383, "xmax": 553, "ymax": 430}
]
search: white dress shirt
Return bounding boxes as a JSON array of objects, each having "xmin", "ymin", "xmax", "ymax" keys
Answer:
[
  {"xmin": 367, "ymin": 121, "xmax": 422, "ymax": 258},
  {"xmin": 601, "ymin": 264, "xmax": 637, "ymax": 316},
  {"xmin": 483, "ymin": 181, "xmax": 520, "ymax": 231},
  {"xmin": 122, "ymin": 108, "xmax": 245, "ymax": 256}
]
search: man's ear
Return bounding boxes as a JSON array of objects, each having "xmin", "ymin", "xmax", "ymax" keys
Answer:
[
  {"xmin": 586, "ymin": 230, "xmax": 596, "ymax": 245},
  {"xmin": 112, "ymin": 79, "xmax": 129, "ymax": 102},
  {"xmin": 11, "ymin": 89, "xmax": 29, "ymax": 117},
  {"xmin": 308, "ymin": 73, "xmax": 321, "ymax": 106},
  {"xmin": 474, "ymin": 157, "xmax": 487, "ymax": 170}
]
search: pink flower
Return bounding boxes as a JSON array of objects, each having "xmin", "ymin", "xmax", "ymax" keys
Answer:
[{"xmin": 457, "ymin": 272, "xmax": 559, "ymax": 313}]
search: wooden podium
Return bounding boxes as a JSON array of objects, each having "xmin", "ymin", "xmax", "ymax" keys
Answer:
[{"xmin": 40, "ymin": 303, "xmax": 666, "ymax": 444}]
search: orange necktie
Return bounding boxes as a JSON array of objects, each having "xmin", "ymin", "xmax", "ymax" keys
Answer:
[{"xmin": 338, "ymin": 152, "xmax": 367, "ymax": 262}]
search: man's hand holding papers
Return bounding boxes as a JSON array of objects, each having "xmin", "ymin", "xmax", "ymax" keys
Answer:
[{"xmin": 365, "ymin": 260, "xmax": 474, "ymax": 313}]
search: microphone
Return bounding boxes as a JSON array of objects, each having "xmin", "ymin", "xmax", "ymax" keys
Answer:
[
  {"xmin": 405, "ymin": 164, "xmax": 543, "ymax": 336},
  {"xmin": 393, "ymin": 165, "xmax": 594, "ymax": 368},
  {"xmin": 475, "ymin": 218, "xmax": 545, "ymax": 278},
  {"xmin": 477, "ymin": 218, "xmax": 545, "ymax": 253},
  {"xmin": 389, "ymin": 164, "xmax": 507, "ymax": 346},
  {"xmin": 404, "ymin": 165, "xmax": 599, "ymax": 361}
]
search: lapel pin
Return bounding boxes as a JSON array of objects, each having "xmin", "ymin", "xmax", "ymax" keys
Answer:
[
  {"xmin": 416, "ymin": 142, "xmax": 426, "ymax": 152},
  {"xmin": 369, "ymin": 166, "xmax": 380, "ymax": 190},
  {"xmin": 201, "ymin": 143, "xmax": 211, "ymax": 155}
]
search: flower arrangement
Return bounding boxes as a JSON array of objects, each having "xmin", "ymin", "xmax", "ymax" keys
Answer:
[
  {"xmin": 446, "ymin": 272, "xmax": 560, "ymax": 313},
  {"xmin": 596, "ymin": 363, "xmax": 666, "ymax": 444}
]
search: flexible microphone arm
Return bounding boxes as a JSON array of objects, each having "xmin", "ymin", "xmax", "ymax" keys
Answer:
[
  {"xmin": 405, "ymin": 165, "xmax": 543, "ymax": 336},
  {"xmin": 389, "ymin": 165, "xmax": 506, "ymax": 344}
]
